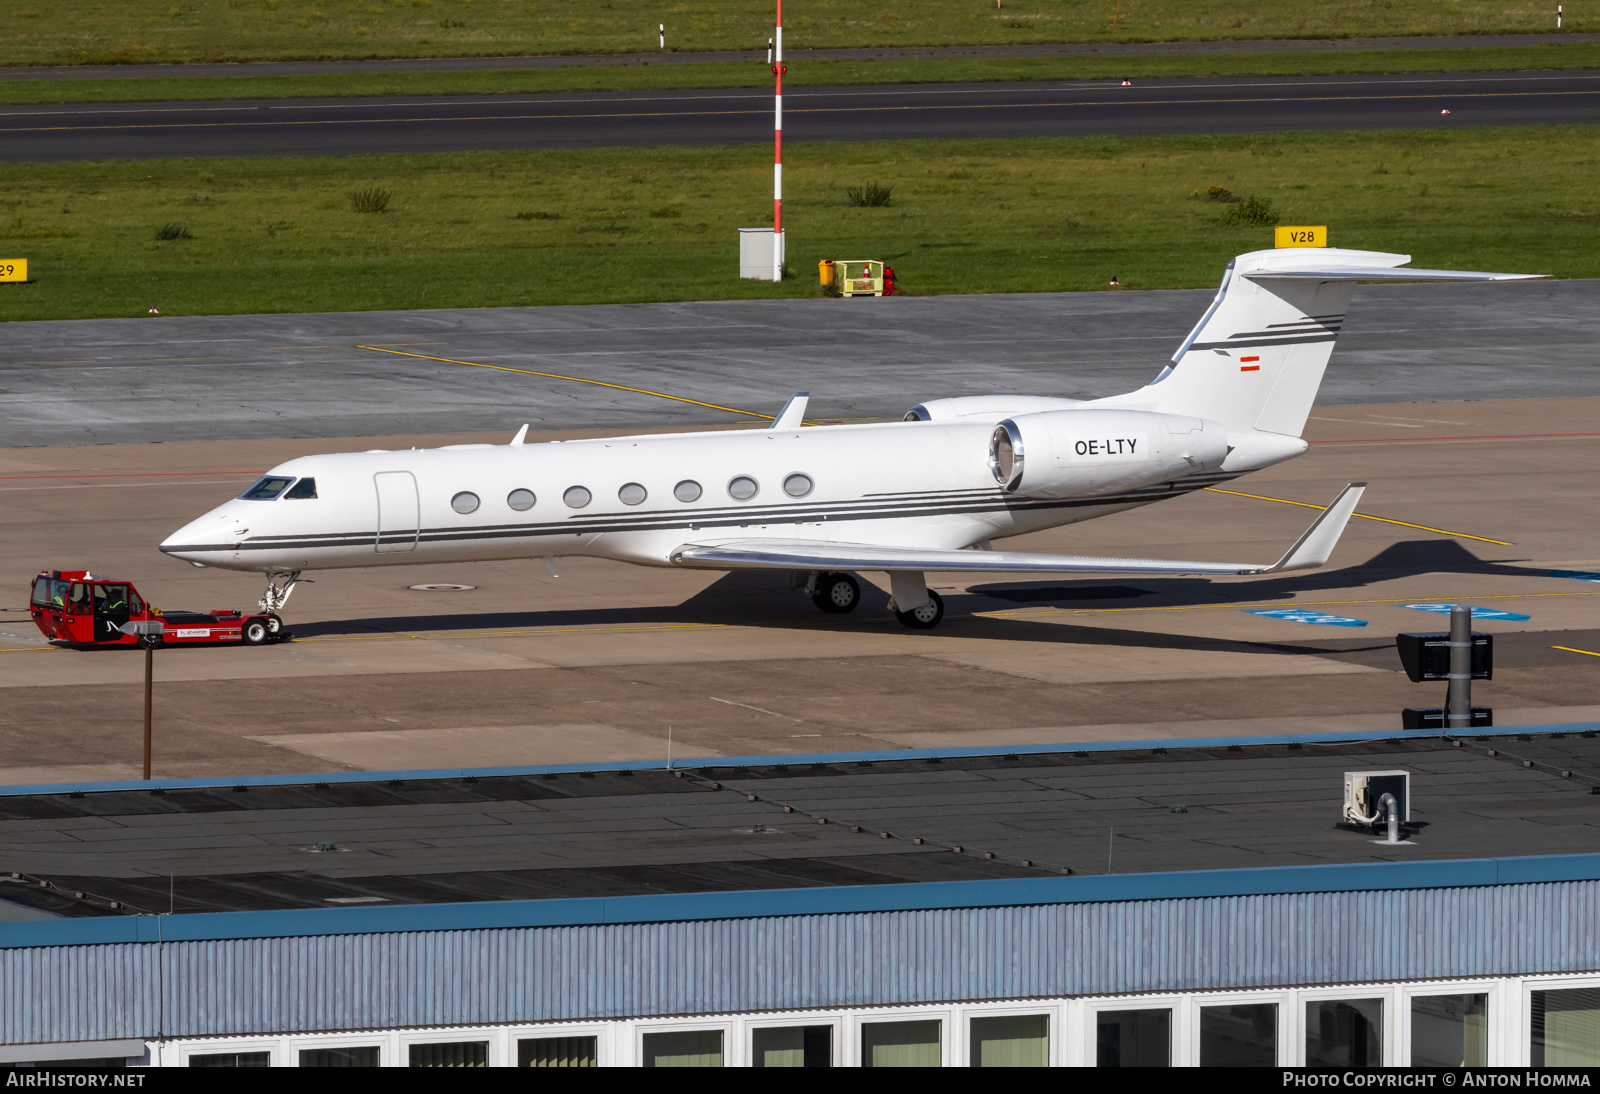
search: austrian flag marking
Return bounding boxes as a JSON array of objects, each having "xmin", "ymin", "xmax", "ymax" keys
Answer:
[{"xmin": 1240, "ymin": 356, "xmax": 1261, "ymax": 372}]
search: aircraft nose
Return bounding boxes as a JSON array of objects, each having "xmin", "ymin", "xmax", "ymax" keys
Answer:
[{"xmin": 159, "ymin": 507, "xmax": 243, "ymax": 564}]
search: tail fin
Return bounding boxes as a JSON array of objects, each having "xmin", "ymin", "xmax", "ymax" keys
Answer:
[{"xmin": 1092, "ymin": 248, "xmax": 1541, "ymax": 437}]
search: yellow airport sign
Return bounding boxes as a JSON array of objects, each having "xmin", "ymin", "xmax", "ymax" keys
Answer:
[
  {"xmin": 1274, "ymin": 226, "xmax": 1327, "ymax": 249},
  {"xmin": 0, "ymin": 259, "xmax": 26, "ymax": 282}
]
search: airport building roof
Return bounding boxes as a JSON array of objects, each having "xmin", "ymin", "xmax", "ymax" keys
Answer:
[{"xmin": 4, "ymin": 723, "xmax": 1599, "ymax": 924}]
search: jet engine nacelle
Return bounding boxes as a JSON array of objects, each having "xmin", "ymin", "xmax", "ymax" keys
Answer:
[{"xmin": 989, "ymin": 409, "xmax": 1229, "ymax": 498}]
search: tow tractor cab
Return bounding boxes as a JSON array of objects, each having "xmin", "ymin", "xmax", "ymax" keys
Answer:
[{"xmin": 28, "ymin": 570, "xmax": 288, "ymax": 648}]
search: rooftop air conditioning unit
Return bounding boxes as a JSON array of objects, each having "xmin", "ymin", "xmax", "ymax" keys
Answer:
[{"xmin": 1344, "ymin": 770, "xmax": 1410, "ymax": 826}]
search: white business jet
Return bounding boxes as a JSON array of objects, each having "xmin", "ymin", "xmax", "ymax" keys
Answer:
[{"xmin": 160, "ymin": 247, "xmax": 1539, "ymax": 631}]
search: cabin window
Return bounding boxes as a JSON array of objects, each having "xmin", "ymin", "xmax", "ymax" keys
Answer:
[
  {"xmin": 727, "ymin": 475, "xmax": 759, "ymax": 501},
  {"xmin": 451, "ymin": 492, "xmax": 480, "ymax": 515},
  {"xmin": 239, "ymin": 476, "xmax": 294, "ymax": 500},
  {"xmin": 66, "ymin": 583, "xmax": 88, "ymax": 614},
  {"xmin": 618, "ymin": 483, "xmax": 647, "ymax": 506},
  {"xmin": 673, "ymin": 480, "xmax": 702, "ymax": 503},
  {"xmin": 563, "ymin": 486, "xmax": 592, "ymax": 509},
  {"xmin": 507, "ymin": 489, "xmax": 536, "ymax": 512},
  {"xmin": 284, "ymin": 478, "xmax": 317, "ymax": 500},
  {"xmin": 783, "ymin": 473, "xmax": 814, "ymax": 498}
]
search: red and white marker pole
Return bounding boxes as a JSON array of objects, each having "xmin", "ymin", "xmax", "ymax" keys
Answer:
[{"xmin": 773, "ymin": 0, "xmax": 784, "ymax": 282}]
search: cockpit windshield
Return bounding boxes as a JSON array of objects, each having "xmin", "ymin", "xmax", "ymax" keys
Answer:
[{"xmin": 240, "ymin": 476, "xmax": 295, "ymax": 500}]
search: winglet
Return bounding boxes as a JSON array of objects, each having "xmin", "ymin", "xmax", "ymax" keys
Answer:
[
  {"xmin": 1250, "ymin": 483, "xmax": 1366, "ymax": 574},
  {"xmin": 773, "ymin": 392, "xmax": 809, "ymax": 430},
  {"xmin": 510, "ymin": 424, "xmax": 529, "ymax": 446}
]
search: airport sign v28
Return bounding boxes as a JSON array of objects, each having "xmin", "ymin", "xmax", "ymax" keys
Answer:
[{"xmin": 0, "ymin": 259, "xmax": 27, "ymax": 282}]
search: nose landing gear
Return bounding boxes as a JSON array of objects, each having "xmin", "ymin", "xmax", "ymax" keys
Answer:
[{"xmin": 259, "ymin": 571, "xmax": 302, "ymax": 616}]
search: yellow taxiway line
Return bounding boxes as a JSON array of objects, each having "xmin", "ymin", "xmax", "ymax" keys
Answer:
[
  {"xmin": 983, "ymin": 589, "xmax": 1600, "ymax": 619},
  {"xmin": 1204, "ymin": 487, "xmax": 1512, "ymax": 545},
  {"xmin": 357, "ymin": 345, "xmax": 774, "ymax": 421},
  {"xmin": 297, "ymin": 622, "xmax": 727, "ymax": 643},
  {"xmin": 1553, "ymin": 645, "xmax": 1600, "ymax": 659}
]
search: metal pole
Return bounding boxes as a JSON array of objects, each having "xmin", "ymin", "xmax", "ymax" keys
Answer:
[
  {"xmin": 773, "ymin": 0, "xmax": 783, "ymax": 283},
  {"xmin": 659, "ymin": 23, "xmax": 664, "ymax": 48},
  {"xmin": 143, "ymin": 639, "xmax": 153, "ymax": 780},
  {"xmin": 1446, "ymin": 604, "xmax": 1472, "ymax": 730}
]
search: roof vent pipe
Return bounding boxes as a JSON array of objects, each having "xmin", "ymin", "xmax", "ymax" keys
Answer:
[{"xmin": 1370, "ymin": 792, "xmax": 1413, "ymax": 846}]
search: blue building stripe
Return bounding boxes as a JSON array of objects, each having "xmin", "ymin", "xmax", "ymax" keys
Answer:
[{"xmin": 3, "ymin": 852, "xmax": 1600, "ymax": 950}]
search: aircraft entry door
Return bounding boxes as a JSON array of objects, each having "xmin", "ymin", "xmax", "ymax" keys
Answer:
[{"xmin": 374, "ymin": 471, "xmax": 420, "ymax": 553}]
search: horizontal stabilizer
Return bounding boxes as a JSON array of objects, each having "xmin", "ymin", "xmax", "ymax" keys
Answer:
[
  {"xmin": 1245, "ymin": 267, "xmax": 1543, "ymax": 283},
  {"xmin": 670, "ymin": 483, "xmax": 1367, "ymax": 578}
]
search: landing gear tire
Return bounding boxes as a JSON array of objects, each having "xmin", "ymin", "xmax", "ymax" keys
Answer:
[
  {"xmin": 265, "ymin": 613, "xmax": 283, "ymax": 636},
  {"xmin": 894, "ymin": 589, "xmax": 945, "ymax": 630},
  {"xmin": 811, "ymin": 572, "xmax": 861, "ymax": 614},
  {"xmin": 241, "ymin": 619, "xmax": 270, "ymax": 646}
]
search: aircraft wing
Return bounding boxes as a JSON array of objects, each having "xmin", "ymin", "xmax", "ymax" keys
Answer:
[{"xmin": 671, "ymin": 483, "xmax": 1365, "ymax": 577}]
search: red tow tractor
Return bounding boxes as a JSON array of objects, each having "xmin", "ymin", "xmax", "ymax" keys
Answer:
[{"xmin": 29, "ymin": 570, "xmax": 290, "ymax": 647}]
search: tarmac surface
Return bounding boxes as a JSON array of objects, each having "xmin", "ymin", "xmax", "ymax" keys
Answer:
[
  {"xmin": 2, "ymin": 733, "xmax": 1596, "ymax": 917},
  {"xmin": 5, "ymin": 70, "xmax": 1600, "ymax": 161},
  {"xmin": 2, "ymin": 392, "xmax": 1599, "ymax": 786},
  {"xmin": 6, "ymin": 34, "xmax": 1599, "ymax": 81},
  {"xmin": 2, "ymin": 278, "xmax": 1593, "ymax": 447}
]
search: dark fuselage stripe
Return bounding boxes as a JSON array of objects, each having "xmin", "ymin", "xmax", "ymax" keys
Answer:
[{"xmin": 175, "ymin": 477, "xmax": 1240, "ymax": 554}]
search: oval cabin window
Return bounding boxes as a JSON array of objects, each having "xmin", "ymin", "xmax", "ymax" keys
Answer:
[
  {"xmin": 674, "ymin": 480, "xmax": 702, "ymax": 503},
  {"xmin": 507, "ymin": 489, "xmax": 536, "ymax": 512},
  {"xmin": 618, "ymin": 483, "xmax": 647, "ymax": 506},
  {"xmin": 783, "ymin": 473, "xmax": 813, "ymax": 498},
  {"xmin": 563, "ymin": 486, "xmax": 592, "ymax": 509},
  {"xmin": 451, "ymin": 491, "xmax": 480, "ymax": 514},
  {"xmin": 727, "ymin": 476, "xmax": 759, "ymax": 501}
]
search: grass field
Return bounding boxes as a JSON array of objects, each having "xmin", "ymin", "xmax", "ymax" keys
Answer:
[
  {"xmin": 0, "ymin": 126, "xmax": 1594, "ymax": 322},
  {"xmin": 7, "ymin": 42, "xmax": 1600, "ymax": 105},
  {"xmin": 6, "ymin": 0, "xmax": 1590, "ymax": 68}
]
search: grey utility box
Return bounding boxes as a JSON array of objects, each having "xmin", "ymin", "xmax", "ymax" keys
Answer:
[
  {"xmin": 739, "ymin": 227, "xmax": 784, "ymax": 280},
  {"xmin": 1343, "ymin": 770, "xmax": 1410, "ymax": 825}
]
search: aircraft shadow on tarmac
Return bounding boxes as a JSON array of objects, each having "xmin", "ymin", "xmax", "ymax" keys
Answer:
[{"xmin": 285, "ymin": 539, "xmax": 1536, "ymax": 662}]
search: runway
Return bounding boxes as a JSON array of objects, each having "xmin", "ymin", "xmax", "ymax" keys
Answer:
[
  {"xmin": 5, "ymin": 70, "xmax": 1600, "ymax": 162},
  {"xmin": 2, "ymin": 279, "xmax": 1593, "ymax": 446}
]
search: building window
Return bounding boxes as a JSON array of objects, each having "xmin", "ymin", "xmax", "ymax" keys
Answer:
[
  {"xmin": 189, "ymin": 1052, "xmax": 270, "ymax": 1067},
  {"xmin": 518, "ymin": 1036, "xmax": 596, "ymax": 1067},
  {"xmin": 970, "ymin": 1014, "xmax": 1048, "ymax": 1067},
  {"xmin": 1533, "ymin": 988, "xmax": 1600, "ymax": 1066},
  {"xmin": 408, "ymin": 1041, "xmax": 488, "ymax": 1067},
  {"xmin": 752, "ymin": 1025, "xmax": 831, "ymax": 1067},
  {"xmin": 642, "ymin": 1030, "xmax": 723, "ymax": 1067},
  {"xmin": 1096, "ymin": 1009, "xmax": 1170, "ymax": 1067},
  {"xmin": 861, "ymin": 1019, "xmax": 941, "ymax": 1067},
  {"xmin": 299, "ymin": 1047, "xmax": 379, "ymax": 1067},
  {"xmin": 1411, "ymin": 994, "xmax": 1487, "ymax": 1067},
  {"xmin": 1200, "ymin": 1003, "xmax": 1277, "ymax": 1067},
  {"xmin": 1306, "ymin": 999, "xmax": 1383, "ymax": 1067}
]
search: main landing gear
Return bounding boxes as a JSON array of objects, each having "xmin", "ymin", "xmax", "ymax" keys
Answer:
[{"xmin": 806, "ymin": 570, "xmax": 946, "ymax": 630}]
